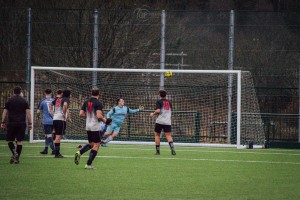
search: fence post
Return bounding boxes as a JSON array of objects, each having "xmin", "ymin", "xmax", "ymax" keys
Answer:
[
  {"xmin": 26, "ymin": 8, "xmax": 32, "ymax": 102},
  {"xmin": 159, "ymin": 10, "xmax": 166, "ymax": 90},
  {"xmin": 298, "ymin": 60, "xmax": 300, "ymax": 142},
  {"xmin": 92, "ymin": 9, "xmax": 99, "ymax": 86},
  {"xmin": 227, "ymin": 10, "xmax": 235, "ymax": 144},
  {"xmin": 26, "ymin": 8, "xmax": 32, "ymax": 141}
]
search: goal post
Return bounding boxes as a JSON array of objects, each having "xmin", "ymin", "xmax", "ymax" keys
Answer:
[{"xmin": 30, "ymin": 66, "xmax": 264, "ymax": 148}]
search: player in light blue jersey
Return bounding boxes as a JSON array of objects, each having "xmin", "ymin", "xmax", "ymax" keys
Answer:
[
  {"xmin": 101, "ymin": 98, "xmax": 144, "ymax": 146},
  {"xmin": 37, "ymin": 89, "xmax": 55, "ymax": 155}
]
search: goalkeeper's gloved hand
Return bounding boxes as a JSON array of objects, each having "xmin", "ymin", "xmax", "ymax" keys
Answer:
[
  {"xmin": 105, "ymin": 118, "xmax": 112, "ymax": 125},
  {"xmin": 139, "ymin": 105, "xmax": 144, "ymax": 111}
]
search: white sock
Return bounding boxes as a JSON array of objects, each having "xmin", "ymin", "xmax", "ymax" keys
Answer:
[{"xmin": 104, "ymin": 135, "xmax": 113, "ymax": 143}]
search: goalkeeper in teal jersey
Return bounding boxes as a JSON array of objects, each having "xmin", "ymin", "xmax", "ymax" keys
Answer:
[{"xmin": 101, "ymin": 98, "xmax": 144, "ymax": 146}]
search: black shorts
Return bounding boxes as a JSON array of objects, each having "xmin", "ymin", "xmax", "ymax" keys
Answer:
[
  {"xmin": 155, "ymin": 123, "xmax": 172, "ymax": 133},
  {"xmin": 6, "ymin": 123, "xmax": 26, "ymax": 142},
  {"xmin": 87, "ymin": 131, "xmax": 101, "ymax": 143},
  {"xmin": 53, "ymin": 120, "xmax": 66, "ymax": 135}
]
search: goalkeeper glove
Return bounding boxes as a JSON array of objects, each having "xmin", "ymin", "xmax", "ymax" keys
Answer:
[
  {"xmin": 105, "ymin": 118, "xmax": 112, "ymax": 125},
  {"xmin": 139, "ymin": 105, "xmax": 144, "ymax": 111}
]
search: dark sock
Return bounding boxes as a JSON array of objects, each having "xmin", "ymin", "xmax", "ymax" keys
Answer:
[
  {"xmin": 16, "ymin": 145, "xmax": 23, "ymax": 157},
  {"xmin": 80, "ymin": 144, "xmax": 92, "ymax": 155},
  {"xmin": 55, "ymin": 143, "xmax": 60, "ymax": 155},
  {"xmin": 8, "ymin": 142, "xmax": 16, "ymax": 155},
  {"xmin": 169, "ymin": 142, "xmax": 175, "ymax": 150},
  {"xmin": 156, "ymin": 145, "xmax": 160, "ymax": 153},
  {"xmin": 44, "ymin": 136, "xmax": 48, "ymax": 148},
  {"xmin": 87, "ymin": 150, "xmax": 98, "ymax": 165},
  {"xmin": 47, "ymin": 137, "xmax": 54, "ymax": 151}
]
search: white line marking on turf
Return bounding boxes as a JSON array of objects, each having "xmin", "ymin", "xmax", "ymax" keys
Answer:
[
  {"xmin": 0, "ymin": 153, "xmax": 299, "ymax": 165},
  {"xmin": 1, "ymin": 144, "xmax": 300, "ymax": 156},
  {"xmin": 103, "ymin": 148, "xmax": 300, "ymax": 156},
  {"xmin": 98, "ymin": 155, "xmax": 300, "ymax": 165}
]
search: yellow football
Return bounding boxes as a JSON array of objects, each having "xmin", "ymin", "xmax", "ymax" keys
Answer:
[{"xmin": 165, "ymin": 71, "xmax": 173, "ymax": 77}]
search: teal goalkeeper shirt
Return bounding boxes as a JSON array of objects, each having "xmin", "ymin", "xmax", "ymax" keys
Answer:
[{"xmin": 106, "ymin": 106, "xmax": 139, "ymax": 126}]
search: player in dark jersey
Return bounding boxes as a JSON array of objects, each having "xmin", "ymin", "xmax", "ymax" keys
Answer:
[
  {"xmin": 1, "ymin": 86, "xmax": 32, "ymax": 164},
  {"xmin": 74, "ymin": 87, "xmax": 112, "ymax": 169},
  {"xmin": 150, "ymin": 89, "xmax": 176, "ymax": 155}
]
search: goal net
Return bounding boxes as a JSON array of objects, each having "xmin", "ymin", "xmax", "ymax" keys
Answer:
[{"xmin": 30, "ymin": 66, "xmax": 265, "ymax": 148}]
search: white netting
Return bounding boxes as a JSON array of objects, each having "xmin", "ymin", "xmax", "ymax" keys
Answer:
[{"xmin": 31, "ymin": 67, "xmax": 265, "ymax": 146}]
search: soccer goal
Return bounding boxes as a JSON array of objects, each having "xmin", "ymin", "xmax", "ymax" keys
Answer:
[{"xmin": 30, "ymin": 66, "xmax": 265, "ymax": 148}]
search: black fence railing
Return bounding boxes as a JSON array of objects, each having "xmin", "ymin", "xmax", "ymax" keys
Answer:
[
  {"xmin": 1, "ymin": 82, "xmax": 300, "ymax": 142},
  {"xmin": 1, "ymin": 108, "xmax": 299, "ymax": 143},
  {"xmin": 262, "ymin": 113, "xmax": 299, "ymax": 142}
]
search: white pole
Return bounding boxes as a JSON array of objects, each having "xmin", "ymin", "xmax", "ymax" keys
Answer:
[
  {"xmin": 160, "ymin": 10, "xmax": 166, "ymax": 90},
  {"xmin": 31, "ymin": 66, "xmax": 242, "ymax": 74},
  {"xmin": 237, "ymin": 71, "xmax": 241, "ymax": 148},
  {"xmin": 30, "ymin": 67, "xmax": 35, "ymax": 143},
  {"xmin": 227, "ymin": 10, "xmax": 235, "ymax": 144}
]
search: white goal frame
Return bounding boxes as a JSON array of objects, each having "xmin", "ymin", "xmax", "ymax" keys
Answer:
[{"xmin": 30, "ymin": 66, "xmax": 244, "ymax": 148}]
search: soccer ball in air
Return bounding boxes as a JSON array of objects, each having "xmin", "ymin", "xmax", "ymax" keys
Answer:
[{"xmin": 165, "ymin": 71, "xmax": 173, "ymax": 77}]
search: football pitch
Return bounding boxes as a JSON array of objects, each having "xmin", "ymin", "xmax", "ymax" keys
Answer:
[{"xmin": 0, "ymin": 141, "xmax": 299, "ymax": 200}]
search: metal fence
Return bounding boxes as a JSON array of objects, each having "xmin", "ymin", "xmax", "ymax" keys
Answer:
[{"xmin": 1, "ymin": 8, "xmax": 300, "ymax": 142}]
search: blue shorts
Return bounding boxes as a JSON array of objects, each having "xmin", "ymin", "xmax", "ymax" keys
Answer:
[
  {"xmin": 106, "ymin": 123, "xmax": 121, "ymax": 134},
  {"xmin": 43, "ymin": 124, "xmax": 53, "ymax": 135}
]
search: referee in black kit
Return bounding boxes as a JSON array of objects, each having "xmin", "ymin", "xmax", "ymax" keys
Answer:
[{"xmin": 1, "ymin": 86, "xmax": 32, "ymax": 164}]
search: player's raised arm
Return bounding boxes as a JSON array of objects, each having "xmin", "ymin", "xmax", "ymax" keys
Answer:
[
  {"xmin": 126, "ymin": 105, "xmax": 144, "ymax": 115},
  {"xmin": 106, "ymin": 108, "xmax": 114, "ymax": 118},
  {"xmin": 128, "ymin": 107, "xmax": 139, "ymax": 114}
]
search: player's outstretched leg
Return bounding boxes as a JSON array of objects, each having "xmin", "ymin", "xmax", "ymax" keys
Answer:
[
  {"xmin": 102, "ymin": 135, "xmax": 113, "ymax": 147},
  {"xmin": 100, "ymin": 140, "xmax": 107, "ymax": 147},
  {"xmin": 74, "ymin": 151, "xmax": 81, "ymax": 165}
]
